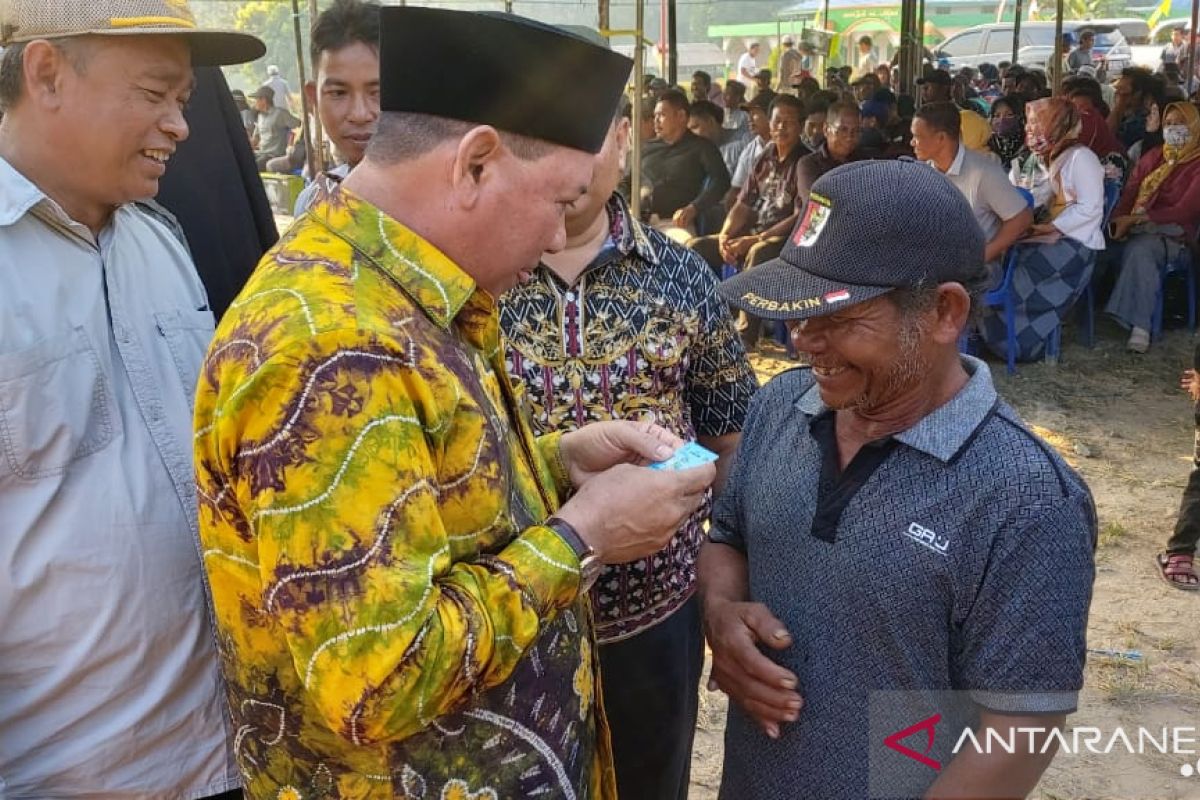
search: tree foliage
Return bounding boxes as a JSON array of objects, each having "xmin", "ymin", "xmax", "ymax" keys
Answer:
[{"xmin": 228, "ymin": 0, "xmax": 320, "ymax": 94}]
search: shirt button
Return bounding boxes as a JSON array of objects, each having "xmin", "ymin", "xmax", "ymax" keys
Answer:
[{"xmin": 565, "ymin": 292, "xmax": 576, "ymax": 302}]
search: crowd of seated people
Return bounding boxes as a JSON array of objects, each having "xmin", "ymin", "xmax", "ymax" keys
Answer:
[{"xmin": 614, "ymin": 57, "xmax": 1200, "ymax": 363}]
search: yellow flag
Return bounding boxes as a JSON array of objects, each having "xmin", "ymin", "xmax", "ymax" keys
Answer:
[{"xmin": 1148, "ymin": 0, "xmax": 1173, "ymax": 30}]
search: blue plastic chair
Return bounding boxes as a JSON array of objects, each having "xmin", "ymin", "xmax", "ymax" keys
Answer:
[
  {"xmin": 722, "ymin": 263, "xmax": 795, "ymax": 356},
  {"xmin": 982, "ymin": 187, "xmax": 1036, "ymax": 375},
  {"xmin": 1077, "ymin": 179, "xmax": 1124, "ymax": 348},
  {"xmin": 1150, "ymin": 242, "xmax": 1198, "ymax": 341}
]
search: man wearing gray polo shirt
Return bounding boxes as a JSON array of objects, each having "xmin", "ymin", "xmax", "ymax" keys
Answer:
[
  {"xmin": 700, "ymin": 160, "xmax": 1096, "ymax": 800},
  {"xmin": 911, "ymin": 101, "xmax": 1032, "ymax": 278}
]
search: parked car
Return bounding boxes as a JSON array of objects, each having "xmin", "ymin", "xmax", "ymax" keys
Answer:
[
  {"xmin": 1088, "ymin": 17, "xmax": 1151, "ymax": 45},
  {"xmin": 1150, "ymin": 17, "xmax": 1191, "ymax": 44},
  {"xmin": 935, "ymin": 21, "xmax": 1132, "ymax": 78}
]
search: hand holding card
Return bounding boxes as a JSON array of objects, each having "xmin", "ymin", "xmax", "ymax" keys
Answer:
[{"xmin": 648, "ymin": 441, "xmax": 719, "ymax": 471}]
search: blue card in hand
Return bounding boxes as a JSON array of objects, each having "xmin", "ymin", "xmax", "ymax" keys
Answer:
[{"xmin": 648, "ymin": 441, "xmax": 719, "ymax": 471}]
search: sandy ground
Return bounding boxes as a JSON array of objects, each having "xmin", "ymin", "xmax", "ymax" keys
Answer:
[{"xmin": 689, "ymin": 320, "xmax": 1200, "ymax": 800}]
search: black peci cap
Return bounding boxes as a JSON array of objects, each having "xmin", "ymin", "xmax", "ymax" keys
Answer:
[
  {"xmin": 378, "ymin": 7, "xmax": 632, "ymax": 154},
  {"xmin": 718, "ymin": 160, "xmax": 985, "ymax": 321},
  {"xmin": 917, "ymin": 69, "xmax": 953, "ymax": 86}
]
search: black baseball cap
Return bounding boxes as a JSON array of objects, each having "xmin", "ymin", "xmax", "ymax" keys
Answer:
[
  {"xmin": 741, "ymin": 93, "xmax": 772, "ymax": 112},
  {"xmin": 718, "ymin": 161, "xmax": 985, "ymax": 321},
  {"xmin": 871, "ymin": 88, "xmax": 897, "ymax": 105},
  {"xmin": 916, "ymin": 70, "xmax": 953, "ymax": 86}
]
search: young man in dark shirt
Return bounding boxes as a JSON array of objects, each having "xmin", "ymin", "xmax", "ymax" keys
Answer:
[
  {"xmin": 796, "ymin": 101, "xmax": 864, "ymax": 206},
  {"xmin": 641, "ymin": 89, "xmax": 731, "ymax": 232}
]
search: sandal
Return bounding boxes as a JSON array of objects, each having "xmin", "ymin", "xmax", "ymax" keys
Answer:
[{"xmin": 1156, "ymin": 552, "xmax": 1200, "ymax": 591}]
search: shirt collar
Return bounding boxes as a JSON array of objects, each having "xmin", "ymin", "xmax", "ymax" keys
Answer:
[
  {"xmin": 0, "ymin": 157, "xmax": 45, "ymax": 227},
  {"xmin": 946, "ymin": 144, "xmax": 967, "ymax": 177},
  {"xmin": 606, "ymin": 192, "xmax": 660, "ymax": 265},
  {"xmin": 795, "ymin": 355, "xmax": 998, "ymax": 462},
  {"xmin": 773, "ymin": 140, "xmax": 808, "ymax": 165},
  {"xmin": 310, "ymin": 187, "xmax": 477, "ymax": 330},
  {"xmin": 0, "ymin": 156, "xmax": 111, "ymax": 246}
]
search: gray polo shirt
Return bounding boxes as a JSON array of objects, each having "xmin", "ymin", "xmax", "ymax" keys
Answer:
[
  {"xmin": 710, "ymin": 356, "xmax": 1096, "ymax": 800},
  {"xmin": 935, "ymin": 145, "xmax": 1028, "ymax": 272}
]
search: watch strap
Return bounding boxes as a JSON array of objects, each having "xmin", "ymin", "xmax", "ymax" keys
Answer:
[{"xmin": 545, "ymin": 516, "xmax": 592, "ymax": 560}]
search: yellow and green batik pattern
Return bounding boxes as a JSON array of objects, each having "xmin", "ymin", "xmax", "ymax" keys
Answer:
[{"xmin": 195, "ymin": 188, "xmax": 615, "ymax": 799}]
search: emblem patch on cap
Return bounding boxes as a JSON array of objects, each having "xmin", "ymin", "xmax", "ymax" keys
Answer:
[
  {"xmin": 793, "ymin": 192, "xmax": 832, "ymax": 248},
  {"xmin": 824, "ymin": 290, "xmax": 850, "ymax": 304}
]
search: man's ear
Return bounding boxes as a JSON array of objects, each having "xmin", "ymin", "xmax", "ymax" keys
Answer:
[
  {"xmin": 449, "ymin": 125, "xmax": 504, "ymax": 211},
  {"xmin": 932, "ymin": 282, "xmax": 973, "ymax": 345},
  {"xmin": 615, "ymin": 117, "xmax": 632, "ymax": 173},
  {"xmin": 303, "ymin": 80, "xmax": 318, "ymax": 113},
  {"xmin": 21, "ymin": 40, "xmax": 71, "ymax": 112}
]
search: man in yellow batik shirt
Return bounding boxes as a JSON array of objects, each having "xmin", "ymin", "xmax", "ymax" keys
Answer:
[{"xmin": 194, "ymin": 8, "xmax": 715, "ymax": 800}]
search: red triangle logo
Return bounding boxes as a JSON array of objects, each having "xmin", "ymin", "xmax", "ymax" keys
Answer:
[{"xmin": 883, "ymin": 712, "xmax": 943, "ymax": 771}]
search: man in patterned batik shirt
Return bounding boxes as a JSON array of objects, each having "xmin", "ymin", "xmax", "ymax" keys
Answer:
[
  {"xmin": 194, "ymin": 9, "xmax": 716, "ymax": 799},
  {"xmin": 500, "ymin": 95, "xmax": 758, "ymax": 800}
]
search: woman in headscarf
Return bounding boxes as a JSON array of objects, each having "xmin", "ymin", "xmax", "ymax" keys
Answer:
[
  {"xmin": 1105, "ymin": 101, "xmax": 1200, "ymax": 353},
  {"xmin": 987, "ymin": 94, "xmax": 1029, "ymax": 170},
  {"xmin": 982, "ymin": 97, "xmax": 1105, "ymax": 362},
  {"xmin": 1066, "ymin": 79, "xmax": 1129, "ymax": 184}
]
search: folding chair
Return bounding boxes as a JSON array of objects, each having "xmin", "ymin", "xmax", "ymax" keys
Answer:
[
  {"xmin": 982, "ymin": 187, "xmax": 1036, "ymax": 375},
  {"xmin": 1150, "ymin": 236, "xmax": 1198, "ymax": 341},
  {"xmin": 723, "ymin": 262, "xmax": 796, "ymax": 357},
  {"xmin": 1077, "ymin": 178, "xmax": 1123, "ymax": 348}
]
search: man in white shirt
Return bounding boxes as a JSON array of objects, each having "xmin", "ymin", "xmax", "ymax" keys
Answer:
[
  {"xmin": 0, "ymin": 1, "xmax": 264, "ymax": 797},
  {"xmin": 910, "ymin": 102, "xmax": 1032, "ymax": 278},
  {"xmin": 262, "ymin": 64, "xmax": 292, "ymax": 110},
  {"xmin": 722, "ymin": 80, "xmax": 751, "ymax": 133},
  {"xmin": 738, "ymin": 43, "xmax": 760, "ymax": 96},
  {"xmin": 727, "ymin": 96, "xmax": 772, "ymax": 206},
  {"xmin": 1161, "ymin": 26, "xmax": 1188, "ymax": 67},
  {"xmin": 852, "ymin": 35, "xmax": 878, "ymax": 81}
]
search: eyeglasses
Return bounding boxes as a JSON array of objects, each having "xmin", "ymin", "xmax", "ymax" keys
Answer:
[{"xmin": 828, "ymin": 125, "xmax": 861, "ymax": 138}]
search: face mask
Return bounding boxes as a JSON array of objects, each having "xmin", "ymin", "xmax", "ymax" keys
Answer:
[
  {"xmin": 1164, "ymin": 124, "xmax": 1191, "ymax": 147},
  {"xmin": 1026, "ymin": 132, "xmax": 1051, "ymax": 154},
  {"xmin": 992, "ymin": 117, "xmax": 1020, "ymax": 136}
]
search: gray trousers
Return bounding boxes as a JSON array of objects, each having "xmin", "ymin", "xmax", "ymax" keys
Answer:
[{"xmin": 1105, "ymin": 224, "xmax": 1186, "ymax": 332}]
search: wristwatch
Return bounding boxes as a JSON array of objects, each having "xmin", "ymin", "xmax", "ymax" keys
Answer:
[{"xmin": 545, "ymin": 516, "xmax": 603, "ymax": 593}]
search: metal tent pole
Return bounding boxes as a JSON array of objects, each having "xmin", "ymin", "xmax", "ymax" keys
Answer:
[
  {"xmin": 1011, "ymin": 0, "xmax": 1024, "ymax": 66},
  {"xmin": 1190, "ymin": 0, "xmax": 1200, "ymax": 97},
  {"xmin": 916, "ymin": 0, "xmax": 925, "ymax": 75},
  {"xmin": 307, "ymin": 0, "xmax": 325, "ymax": 175},
  {"xmin": 290, "ymin": 0, "xmax": 317, "ymax": 180},
  {"xmin": 668, "ymin": 0, "xmax": 678, "ymax": 85},
  {"xmin": 821, "ymin": 0, "xmax": 831, "ymax": 86},
  {"xmin": 1052, "ymin": 0, "xmax": 1064, "ymax": 93},
  {"xmin": 899, "ymin": 0, "xmax": 915, "ymax": 97},
  {"xmin": 631, "ymin": 0, "xmax": 645, "ymax": 221}
]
